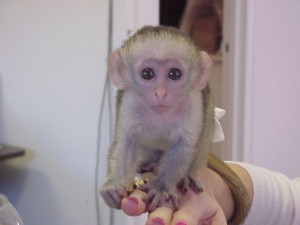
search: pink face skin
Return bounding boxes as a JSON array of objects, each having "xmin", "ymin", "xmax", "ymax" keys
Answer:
[{"xmin": 131, "ymin": 57, "xmax": 192, "ymax": 115}]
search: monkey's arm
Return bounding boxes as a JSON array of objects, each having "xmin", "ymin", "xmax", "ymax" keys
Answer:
[
  {"xmin": 100, "ymin": 134, "xmax": 140, "ymax": 209},
  {"xmin": 145, "ymin": 136, "xmax": 198, "ymax": 211}
]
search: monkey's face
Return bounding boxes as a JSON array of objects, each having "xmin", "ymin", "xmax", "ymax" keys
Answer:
[
  {"xmin": 130, "ymin": 55, "xmax": 193, "ymax": 115},
  {"xmin": 108, "ymin": 26, "xmax": 212, "ymax": 116}
]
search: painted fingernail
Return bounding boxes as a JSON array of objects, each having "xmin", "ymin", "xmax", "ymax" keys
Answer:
[
  {"xmin": 176, "ymin": 222, "xmax": 187, "ymax": 225},
  {"xmin": 128, "ymin": 197, "xmax": 138, "ymax": 206},
  {"xmin": 151, "ymin": 217, "xmax": 165, "ymax": 225}
]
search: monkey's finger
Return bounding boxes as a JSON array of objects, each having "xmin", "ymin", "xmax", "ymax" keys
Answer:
[{"xmin": 121, "ymin": 190, "xmax": 147, "ymax": 216}]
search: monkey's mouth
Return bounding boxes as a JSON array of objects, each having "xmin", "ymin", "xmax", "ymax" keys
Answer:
[{"xmin": 151, "ymin": 105, "xmax": 171, "ymax": 114}]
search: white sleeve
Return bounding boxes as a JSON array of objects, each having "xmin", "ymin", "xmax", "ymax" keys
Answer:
[{"xmin": 232, "ymin": 162, "xmax": 300, "ymax": 225}]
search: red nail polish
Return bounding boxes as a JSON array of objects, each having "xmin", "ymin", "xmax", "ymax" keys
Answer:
[
  {"xmin": 176, "ymin": 222, "xmax": 187, "ymax": 225},
  {"xmin": 128, "ymin": 197, "xmax": 138, "ymax": 206},
  {"xmin": 152, "ymin": 217, "xmax": 165, "ymax": 225}
]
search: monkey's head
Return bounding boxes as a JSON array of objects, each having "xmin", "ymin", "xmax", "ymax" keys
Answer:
[{"xmin": 108, "ymin": 26, "xmax": 212, "ymax": 114}]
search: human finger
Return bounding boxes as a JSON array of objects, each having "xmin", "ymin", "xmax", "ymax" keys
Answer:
[
  {"xmin": 171, "ymin": 191, "xmax": 227, "ymax": 225},
  {"xmin": 146, "ymin": 205, "xmax": 173, "ymax": 225},
  {"xmin": 121, "ymin": 189, "xmax": 147, "ymax": 216}
]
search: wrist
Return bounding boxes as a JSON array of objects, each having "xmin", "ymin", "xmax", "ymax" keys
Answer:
[
  {"xmin": 227, "ymin": 163, "xmax": 254, "ymax": 209},
  {"xmin": 197, "ymin": 166, "xmax": 235, "ymax": 221}
]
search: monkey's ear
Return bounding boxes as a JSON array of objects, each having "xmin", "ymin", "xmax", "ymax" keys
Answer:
[
  {"xmin": 108, "ymin": 49, "xmax": 126, "ymax": 90},
  {"xmin": 193, "ymin": 51, "xmax": 212, "ymax": 90}
]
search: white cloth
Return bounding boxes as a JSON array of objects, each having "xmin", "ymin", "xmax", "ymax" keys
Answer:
[
  {"xmin": 232, "ymin": 162, "xmax": 300, "ymax": 225},
  {"xmin": 212, "ymin": 107, "xmax": 226, "ymax": 143}
]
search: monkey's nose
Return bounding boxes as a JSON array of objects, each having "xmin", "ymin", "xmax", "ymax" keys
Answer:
[{"xmin": 155, "ymin": 88, "xmax": 167, "ymax": 99}]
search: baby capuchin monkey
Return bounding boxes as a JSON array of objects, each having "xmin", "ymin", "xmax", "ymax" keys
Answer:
[{"xmin": 100, "ymin": 25, "xmax": 215, "ymax": 211}]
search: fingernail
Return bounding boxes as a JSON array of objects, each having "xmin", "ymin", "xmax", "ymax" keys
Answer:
[
  {"xmin": 176, "ymin": 222, "xmax": 187, "ymax": 225},
  {"xmin": 128, "ymin": 197, "xmax": 138, "ymax": 206},
  {"xmin": 151, "ymin": 217, "xmax": 165, "ymax": 225}
]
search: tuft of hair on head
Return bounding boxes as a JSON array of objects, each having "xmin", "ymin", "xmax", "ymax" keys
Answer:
[{"xmin": 120, "ymin": 26, "xmax": 201, "ymax": 64}]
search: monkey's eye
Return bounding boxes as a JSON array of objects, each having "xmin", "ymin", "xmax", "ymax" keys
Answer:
[
  {"xmin": 168, "ymin": 68, "xmax": 182, "ymax": 80},
  {"xmin": 140, "ymin": 68, "xmax": 155, "ymax": 80}
]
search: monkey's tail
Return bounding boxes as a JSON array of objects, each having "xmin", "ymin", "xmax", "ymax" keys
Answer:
[{"xmin": 207, "ymin": 152, "xmax": 250, "ymax": 225}]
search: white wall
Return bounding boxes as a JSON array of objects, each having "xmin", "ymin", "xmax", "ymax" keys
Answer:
[
  {"xmin": 0, "ymin": 1, "xmax": 109, "ymax": 225},
  {"xmin": 243, "ymin": 1, "xmax": 300, "ymax": 178}
]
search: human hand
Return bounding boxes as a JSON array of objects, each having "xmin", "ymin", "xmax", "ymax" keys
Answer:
[
  {"xmin": 122, "ymin": 189, "xmax": 227, "ymax": 225},
  {"xmin": 121, "ymin": 168, "xmax": 231, "ymax": 225}
]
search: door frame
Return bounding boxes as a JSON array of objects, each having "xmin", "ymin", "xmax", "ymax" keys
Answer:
[{"xmin": 222, "ymin": 0, "xmax": 254, "ymax": 161}]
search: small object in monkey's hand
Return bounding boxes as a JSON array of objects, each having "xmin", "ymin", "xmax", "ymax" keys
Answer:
[{"xmin": 125, "ymin": 173, "xmax": 152, "ymax": 194}]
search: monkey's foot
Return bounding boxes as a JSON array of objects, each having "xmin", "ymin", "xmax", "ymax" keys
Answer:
[
  {"xmin": 177, "ymin": 175, "xmax": 204, "ymax": 195},
  {"xmin": 144, "ymin": 189, "xmax": 179, "ymax": 212},
  {"xmin": 100, "ymin": 182, "xmax": 127, "ymax": 209}
]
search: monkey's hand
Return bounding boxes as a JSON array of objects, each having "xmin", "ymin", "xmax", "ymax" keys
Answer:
[
  {"xmin": 100, "ymin": 181, "xmax": 128, "ymax": 209},
  {"xmin": 144, "ymin": 187, "xmax": 179, "ymax": 212},
  {"xmin": 177, "ymin": 175, "xmax": 204, "ymax": 195}
]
